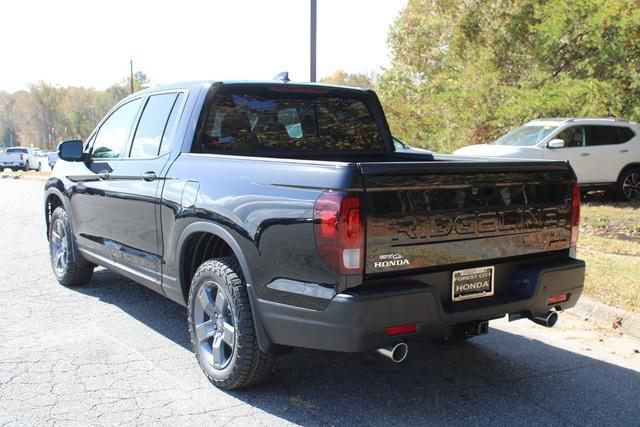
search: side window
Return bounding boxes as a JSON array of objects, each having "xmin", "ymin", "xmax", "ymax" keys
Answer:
[
  {"xmin": 616, "ymin": 127, "xmax": 635, "ymax": 144},
  {"xmin": 129, "ymin": 93, "xmax": 180, "ymax": 158},
  {"xmin": 587, "ymin": 125, "xmax": 623, "ymax": 146},
  {"xmin": 159, "ymin": 93, "xmax": 184, "ymax": 156},
  {"xmin": 556, "ymin": 126, "xmax": 586, "ymax": 148},
  {"xmin": 92, "ymin": 98, "xmax": 143, "ymax": 158}
]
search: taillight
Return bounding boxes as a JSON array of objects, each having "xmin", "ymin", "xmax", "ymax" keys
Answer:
[
  {"xmin": 20, "ymin": 154, "xmax": 24, "ymax": 161},
  {"xmin": 313, "ymin": 192, "xmax": 364, "ymax": 275},
  {"xmin": 570, "ymin": 182, "xmax": 580, "ymax": 247}
]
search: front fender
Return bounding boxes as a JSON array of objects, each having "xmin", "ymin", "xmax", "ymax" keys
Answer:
[{"xmin": 43, "ymin": 179, "xmax": 69, "ymax": 238}]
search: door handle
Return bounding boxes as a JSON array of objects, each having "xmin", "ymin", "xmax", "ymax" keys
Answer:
[
  {"xmin": 142, "ymin": 171, "xmax": 157, "ymax": 182},
  {"xmin": 621, "ymin": 149, "xmax": 629, "ymax": 153},
  {"xmin": 581, "ymin": 153, "xmax": 590, "ymax": 157},
  {"xmin": 97, "ymin": 171, "xmax": 110, "ymax": 180}
]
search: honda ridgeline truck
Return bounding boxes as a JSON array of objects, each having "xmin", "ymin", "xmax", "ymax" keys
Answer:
[{"xmin": 44, "ymin": 81, "xmax": 585, "ymax": 389}]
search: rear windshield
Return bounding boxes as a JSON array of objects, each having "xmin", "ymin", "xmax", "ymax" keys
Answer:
[
  {"xmin": 193, "ymin": 87, "xmax": 385, "ymax": 153},
  {"xmin": 6, "ymin": 148, "xmax": 28, "ymax": 154}
]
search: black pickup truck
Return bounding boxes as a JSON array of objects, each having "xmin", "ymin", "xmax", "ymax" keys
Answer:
[{"xmin": 44, "ymin": 81, "xmax": 585, "ymax": 389}]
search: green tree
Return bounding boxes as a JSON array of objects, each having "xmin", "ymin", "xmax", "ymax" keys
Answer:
[
  {"xmin": 0, "ymin": 91, "xmax": 18, "ymax": 146},
  {"xmin": 105, "ymin": 71, "xmax": 150, "ymax": 106},
  {"xmin": 321, "ymin": 70, "xmax": 376, "ymax": 89},
  {"xmin": 378, "ymin": 0, "xmax": 640, "ymax": 153},
  {"xmin": 0, "ymin": 71, "xmax": 152, "ymax": 148}
]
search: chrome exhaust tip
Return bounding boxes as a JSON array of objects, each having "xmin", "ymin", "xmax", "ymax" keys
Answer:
[
  {"xmin": 376, "ymin": 342, "xmax": 409, "ymax": 363},
  {"xmin": 531, "ymin": 311, "xmax": 559, "ymax": 328}
]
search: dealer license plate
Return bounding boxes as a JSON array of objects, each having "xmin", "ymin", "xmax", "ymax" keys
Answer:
[{"xmin": 452, "ymin": 266, "xmax": 494, "ymax": 302}]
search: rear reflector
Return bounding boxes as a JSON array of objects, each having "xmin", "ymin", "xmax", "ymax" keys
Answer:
[
  {"xmin": 385, "ymin": 323, "xmax": 417, "ymax": 336},
  {"xmin": 313, "ymin": 192, "xmax": 364, "ymax": 275},
  {"xmin": 547, "ymin": 294, "xmax": 568, "ymax": 305},
  {"xmin": 570, "ymin": 182, "xmax": 580, "ymax": 248}
]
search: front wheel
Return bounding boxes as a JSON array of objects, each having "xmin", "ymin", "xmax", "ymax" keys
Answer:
[
  {"xmin": 49, "ymin": 207, "xmax": 94, "ymax": 286},
  {"xmin": 23, "ymin": 162, "xmax": 29, "ymax": 172},
  {"xmin": 36, "ymin": 162, "xmax": 42, "ymax": 172},
  {"xmin": 616, "ymin": 168, "xmax": 640, "ymax": 201},
  {"xmin": 188, "ymin": 258, "xmax": 275, "ymax": 389}
]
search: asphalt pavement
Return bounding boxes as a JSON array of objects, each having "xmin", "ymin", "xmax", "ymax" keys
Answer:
[{"xmin": 1, "ymin": 179, "xmax": 639, "ymax": 426}]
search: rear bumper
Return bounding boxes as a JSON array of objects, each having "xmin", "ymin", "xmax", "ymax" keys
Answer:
[{"xmin": 257, "ymin": 258, "xmax": 585, "ymax": 352}]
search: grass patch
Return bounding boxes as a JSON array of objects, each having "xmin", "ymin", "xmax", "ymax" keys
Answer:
[
  {"xmin": 575, "ymin": 195, "xmax": 640, "ymax": 313},
  {"xmin": 579, "ymin": 233, "xmax": 640, "ymax": 257},
  {"xmin": 581, "ymin": 200, "xmax": 640, "ymax": 239},
  {"xmin": 579, "ymin": 248, "xmax": 640, "ymax": 314},
  {"xmin": 578, "ymin": 201, "xmax": 640, "ymax": 313}
]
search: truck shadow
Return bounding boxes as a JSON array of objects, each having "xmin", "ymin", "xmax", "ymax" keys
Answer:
[{"xmin": 79, "ymin": 268, "xmax": 640, "ymax": 425}]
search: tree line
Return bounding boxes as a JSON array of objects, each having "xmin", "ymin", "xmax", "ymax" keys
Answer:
[
  {"xmin": 0, "ymin": 73, "xmax": 148, "ymax": 150},
  {"xmin": 327, "ymin": 0, "xmax": 640, "ymax": 153},
  {"xmin": 4, "ymin": 0, "xmax": 639, "ymax": 153}
]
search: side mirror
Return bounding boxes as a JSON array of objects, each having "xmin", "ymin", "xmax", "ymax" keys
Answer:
[
  {"xmin": 547, "ymin": 138, "xmax": 565, "ymax": 149},
  {"xmin": 58, "ymin": 140, "xmax": 84, "ymax": 162}
]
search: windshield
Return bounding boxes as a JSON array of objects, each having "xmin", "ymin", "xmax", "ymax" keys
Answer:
[{"xmin": 494, "ymin": 125, "xmax": 558, "ymax": 146}]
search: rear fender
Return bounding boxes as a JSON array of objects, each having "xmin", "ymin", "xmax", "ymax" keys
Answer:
[{"xmin": 176, "ymin": 222, "xmax": 273, "ymax": 353}]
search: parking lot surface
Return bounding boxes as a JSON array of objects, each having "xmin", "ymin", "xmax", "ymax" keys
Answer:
[{"xmin": 1, "ymin": 179, "xmax": 639, "ymax": 426}]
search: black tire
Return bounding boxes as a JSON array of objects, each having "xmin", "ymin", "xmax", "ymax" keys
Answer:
[
  {"xmin": 188, "ymin": 257, "xmax": 275, "ymax": 390},
  {"xmin": 616, "ymin": 167, "xmax": 640, "ymax": 201},
  {"xmin": 23, "ymin": 161, "xmax": 29, "ymax": 172},
  {"xmin": 48, "ymin": 207, "xmax": 94, "ymax": 286},
  {"xmin": 36, "ymin": 162, "xmax": 42, "ymax": 172}
]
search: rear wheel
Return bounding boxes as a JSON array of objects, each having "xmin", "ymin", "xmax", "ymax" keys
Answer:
[
  {"xmin": 188, "ymin": 258, "xmax": 275, "ymax": 389},
  {"xmin": 49, "ymin": 207, "xmax": 94, "ymax": 286},
  {"xmin": 616, "ymin": 168, "xmax": 640, "ymax": 201}
]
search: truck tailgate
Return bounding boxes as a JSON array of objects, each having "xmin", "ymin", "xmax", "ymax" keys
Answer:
[{"xmin": 360, "ymin": 161, "xmax": 574, "ymax": 274}]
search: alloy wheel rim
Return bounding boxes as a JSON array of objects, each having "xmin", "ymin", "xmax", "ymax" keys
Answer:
[
  {"xmin": 622, "ymin": 172, "xmax": 640, "ymax": 200},
  {"xmin": 194, "ymin": 281, "xmax": 236, "ymax": 370},
  {"xmin": 50, "ymin": 219, "xmax": 68, "ymax": 275}
]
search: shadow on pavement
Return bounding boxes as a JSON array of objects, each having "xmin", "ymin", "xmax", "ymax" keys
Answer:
[{"xmin": 78, "ymin": 269, "xmax": 640, "ymax": 425}]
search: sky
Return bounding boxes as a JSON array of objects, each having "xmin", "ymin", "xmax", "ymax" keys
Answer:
[{"xmin": 0, "ymin": 0, "xmax": 406, "ymax": 92}]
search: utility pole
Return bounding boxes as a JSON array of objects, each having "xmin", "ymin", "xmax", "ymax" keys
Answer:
[
  {"xmin": 129, "ymin": 59, "xmax": 134, "ymax": 94},
  {"xmin": 310, "ymin": 0, "xmax": 317, "ymax": 82}
]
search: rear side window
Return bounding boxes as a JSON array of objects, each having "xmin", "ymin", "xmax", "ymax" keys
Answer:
[
  {"xmin": 129, "ymin": 93, "xmax": 180, "ymax": 158},
  {"xmin": 616, "ymin": 127, "xmax": 635, "ymax": 144},
  {"xmin": 92, "ymin": 98, "xmax": 143, "ymax": 158},
  {"xmin": 193, "ymin": 88, "xmax": 384, "ymax": 153},
  {"xmin": 587, "ymin": 125, "xmax": 625, "ymax": 146}
]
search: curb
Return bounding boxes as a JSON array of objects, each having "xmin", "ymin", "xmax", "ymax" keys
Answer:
[
  {"xmin": 568, "ymin": 296, "xmax": 640, "ymax": 339},
  {"xmin": 1, "ymin": 173, "xmax": 49, "ymax": 181}
]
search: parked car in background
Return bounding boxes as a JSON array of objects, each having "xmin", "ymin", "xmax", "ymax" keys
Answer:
[
  {"xmin": 48, "ymin": 152, "xmax": 59, "ymax": 169},
  {"xmin": 0, "ymin": 147, "xmax": 42, "ymax": 171},
  {"xmin": 454, "ymin": 118, "xmax": 640, "ymax": 201}
]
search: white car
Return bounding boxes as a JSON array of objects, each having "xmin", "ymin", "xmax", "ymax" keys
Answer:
[
  {"xmin": 0, "ymin": 147, "xmax": 42, "ymax": 172},
  {"xmin": 454, "ymin": 118, "xmax": 640, "ymax": 201}
]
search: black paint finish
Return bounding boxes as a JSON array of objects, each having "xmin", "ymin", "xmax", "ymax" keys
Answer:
[{"xmin": 44, "ymin": 80, "xmax": 584, "ymax": 354}]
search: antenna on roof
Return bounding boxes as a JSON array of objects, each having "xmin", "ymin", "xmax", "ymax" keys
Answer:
[{"xmin": 273, "ymin": 71, "xmax": 290, "ymax": 83}]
